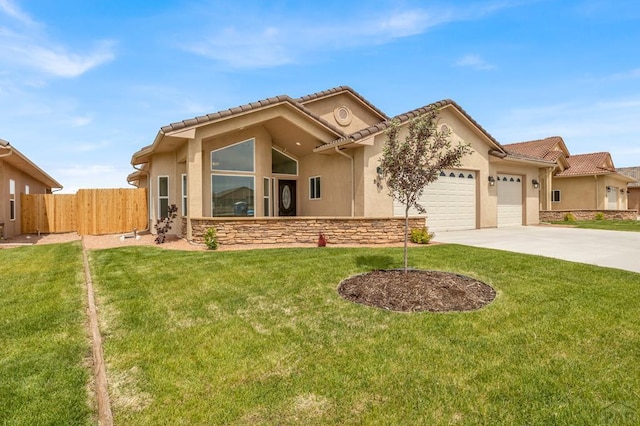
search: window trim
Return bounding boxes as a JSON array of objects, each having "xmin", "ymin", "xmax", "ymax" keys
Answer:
[
  {"xmin": 211, "ymin": 173, "xmax": 256, "ymax": 217},
  {"xmin": 158, "ymin": 175, "xmax": 169, "ymax": 218},
  {"xmin": 263, "ymin": 177, "xmax": 271, "ymax": 216},
  {"xmin": 211, "ymin": 138, "xmax": 255, "ymax": 173},
  {"xmin": 181, "ymin": 174, "xmax": 187, "ymax": 217},
  {"xmin": 551, "ymin": 189, "xmax": 561, "ymax": 203},
  {"xmin": 309, "ymin": 176, "xmax": 321, "ymax": 200},
  {"xmin": 9, "ymin": 179, "xmax": 15, "ymax": 221}
]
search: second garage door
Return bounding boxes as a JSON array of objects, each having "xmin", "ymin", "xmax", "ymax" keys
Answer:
[
  {"xmin": 497, "ymin": 174, "xmax": 523, "ymax": 227},
  {"xmin": 394, "ymin": 169, "xmax": 477, "ymax": 232}
]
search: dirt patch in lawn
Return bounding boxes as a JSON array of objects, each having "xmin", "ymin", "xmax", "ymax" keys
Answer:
[{"xmin": 338, "ymin": 269, "xmax": 496, "ymax": 313}]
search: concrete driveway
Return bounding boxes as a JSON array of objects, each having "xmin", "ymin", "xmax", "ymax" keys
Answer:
[{"xmin": 434, "ymin": 226, "xmax": 640, "ymax": 274}]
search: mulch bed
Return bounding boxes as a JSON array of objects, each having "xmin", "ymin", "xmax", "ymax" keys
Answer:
[{"xmin": 338, "ymin": 269, "xmax": 496, "ymax": 313}]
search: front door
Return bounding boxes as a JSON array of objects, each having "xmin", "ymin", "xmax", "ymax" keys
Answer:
[{"xmin": 278, "ymin": 180, "xmax": 296, "ymax": 216}]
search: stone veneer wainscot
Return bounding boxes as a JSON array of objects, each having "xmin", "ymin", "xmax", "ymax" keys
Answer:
[
  {"xmin": 184, "ymin": 217, "xmax": 426, "ymax": 245},
  {"xmin": 540, "ymin": 209, "xmax": 637, "ymax": 222}
]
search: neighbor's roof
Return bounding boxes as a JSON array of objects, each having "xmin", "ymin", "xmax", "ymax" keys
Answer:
[
  {"xmin": 617, "ymin": 166, "xmax": 640, "ymax": 187},
  {"xmin": 0, "ymin": 138, "xmax": 62, "ymax": 189},
  {"xmin": 503, "ymin": 136, "xmax": 568, "ymax": 162},
  {"xmin": 555, "ymin": 152, "xmax": 617, "ymax": 177}
]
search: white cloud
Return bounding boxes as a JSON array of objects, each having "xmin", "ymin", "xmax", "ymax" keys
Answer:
[
  {"xmin": 0, "ymin": 0, "xmax": 35, "ymax": 26},
  {"xmin": 455, "ymin": 54, "xmax": 496, "ymax": 70},
  {"xmin": 182, "ymin": 3, "xmax": 517, "ymax": 68},
  {"xmin": 0, "ymin": 1, "xmax": 115, "ymax": 78}
]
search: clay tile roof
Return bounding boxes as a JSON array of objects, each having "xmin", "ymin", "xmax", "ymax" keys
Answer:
[
  {"xmin": 556, "ymin": 152, "xmax": 615, "ymax": 176},
  {"xmin": 617, "ymin": 166, "xmax": 640, "ymax": 187},
  {"xmin": 158, "ymin": 93, "xmax": 345, "ymax": 137},
  {"xmin": 318, "ymin": 99, "xmax": 504, "ymax": 152},
  {"xmin": 297, "ymin": 85, "xmax": 390, "ymax": 120},
  {"xmin": 503, "ymin": 136, "xmax": 565, "ymax": 161}
]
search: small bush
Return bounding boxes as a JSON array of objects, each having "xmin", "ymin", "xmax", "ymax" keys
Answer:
[
  {"xmin": 410, "ymin": 227, "xmax": 435, "ymax": 244},
  {"xmin": 318, "ymin": 233, "xmax": 327, "ymax": 247},
  {"xmin": 564, "ymin": 213, "xmax": 577, "ymax": 222},
  {"xmin": 204, "ymin": 228, "xmax": 219, "ymax": 250},
  {"xmin": 595, "ymin": 212, "xmax": 605, "ymax": 220}
]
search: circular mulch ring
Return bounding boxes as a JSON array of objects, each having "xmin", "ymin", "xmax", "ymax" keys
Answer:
[{"xmin": 338, "ymin": 269, "xmax": 496, "ymax": 313}]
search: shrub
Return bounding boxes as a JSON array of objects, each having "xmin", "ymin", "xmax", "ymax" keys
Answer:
[
  {"xmin": 155, "ymin": 204, "xmax": 178, "ymax": 244},
  {"xmin": 410, "ymin": 227, "xmax": 435, "ymax": 244},
  {"xmin": 595, "ymin": 212, "xmax": 605, "ymax": 220},
  {"xmin": 564, "ymin": 213, "xmax": 577, "ymax": 222},
  {"xmin": 318, "ymin": 233, "xmax": 327, "ymax": 247},
  {"xmin": 204, "ymin": 228, "xmax": 219, "ymax": 250}
]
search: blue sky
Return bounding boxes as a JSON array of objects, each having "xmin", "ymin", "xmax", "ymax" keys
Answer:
[{"xmin": 1, "ymin": 0, "xmax": 640, "ymax": 193}]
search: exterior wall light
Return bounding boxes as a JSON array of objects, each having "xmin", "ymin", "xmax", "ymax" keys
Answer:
[
  {"xmin": 606, "ymin": 186, "xmax": 611, "ymax": 192},
  {"xmin": 488, "ymin": 176, "xmax": 496, "ymax": 186},
  {"xmin": 532, "ymin": 179, "xmax": 540, "ymax": 189},
  {"xmin": 374, "ymin": 166, "xmax": 384, "ymax": 191}
]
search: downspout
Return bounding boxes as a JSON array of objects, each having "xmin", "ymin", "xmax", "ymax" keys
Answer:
[{"xmin": 334, "ymin": 146, "xmax": 354, "ymax": 216}]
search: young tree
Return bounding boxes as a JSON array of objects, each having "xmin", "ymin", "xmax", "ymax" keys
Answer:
[{"xmin": 380, "ymin": 107, "xmax": 472, "ymax": 272}]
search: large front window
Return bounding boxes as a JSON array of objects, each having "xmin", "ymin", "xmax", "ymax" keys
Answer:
[
  {"xmin": 212, "ymin": 139, "xmax": 254, "ymax": 172},
  {"xmin": 211, "ymin": 139, "xmax": 256, "ymax": 217},
  {"xmin": 212, "ymin": 175, "xmax": 255, "ymax": 216}
]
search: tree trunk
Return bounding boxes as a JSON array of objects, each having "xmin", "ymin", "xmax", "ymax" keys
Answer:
[{"xmin": 404, "ymin": 205, "xmax": 409, "ymax": 273}]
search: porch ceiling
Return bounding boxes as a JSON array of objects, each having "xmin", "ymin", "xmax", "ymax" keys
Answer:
[{"xmin": 262, "ymin": 116, "xmax": 327, "ymax": 157}]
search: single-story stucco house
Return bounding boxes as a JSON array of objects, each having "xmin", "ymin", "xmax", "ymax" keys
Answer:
[
  {"xmin": 128, "ymin": 86, "xmax": 553, "ymax": 242},
  {"xmin": 617, "ymin": 166, "xmax": 640, "ymax": 213},
  {"xmin": 0, "ymin": 138, "xmax": 62, "ymax": 238},
  {"xmin": 504, "ymin": 136, "xmax": 635, "ymax": 211}
]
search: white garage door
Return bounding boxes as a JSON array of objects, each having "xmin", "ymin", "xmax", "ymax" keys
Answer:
[
  {"xmin": 607, "ymin": 187, "xmax": 618, "ymax": 210},
  {"xmin": 394, "ymin": 169, "xmax": 476, "ymax": 232},
  {"xmin": 497, "ymin": 174, "xmax": 523, "ymax": 227}
]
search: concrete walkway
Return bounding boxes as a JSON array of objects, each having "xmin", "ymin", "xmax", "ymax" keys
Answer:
[{"xmin": 434, "ymin": 226, "xmax": 640, "ymax": 274}]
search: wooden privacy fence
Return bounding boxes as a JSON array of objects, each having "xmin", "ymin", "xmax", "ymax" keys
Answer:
[{"xmin": 21, "ymin": 188, "xmax": 148, "ymax": 235}]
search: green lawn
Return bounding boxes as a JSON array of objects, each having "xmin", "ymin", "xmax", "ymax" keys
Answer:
[
  {"xmin": 551, "ymin": 219, "xmax": 640, "ymax": 232},
  {"xmin": 89, "ymin": 245, "xmax": 640, "ymax": 425},
  {"xmin": 0, "ymin": 243, "xmax": 93, "ymax": 426}
]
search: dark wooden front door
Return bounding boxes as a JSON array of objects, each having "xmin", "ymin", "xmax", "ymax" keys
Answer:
[{"xmin": 278, "ymin": 180, "xmax": 296, "ymax": 216}]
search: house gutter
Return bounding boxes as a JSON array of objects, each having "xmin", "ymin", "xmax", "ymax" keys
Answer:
[
  {"xmin": 334, "ymin": 146, "xmax": 355, "ymax": 216},
  {"xmin": 0, "ymin": 141, "xmax": 12, "ymax": 158}
]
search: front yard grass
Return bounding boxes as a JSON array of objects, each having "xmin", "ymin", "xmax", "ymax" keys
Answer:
[
  {"xmin": 89, "ymin": 245, "xmax": 640, "ymax": 425},
  {"xmin": 0, "ymin": 243, "xmax": 93, "ymax": 425},
  {"xmin": 551, "ymin": 219, "xmax": 640, "ymax": 232}
]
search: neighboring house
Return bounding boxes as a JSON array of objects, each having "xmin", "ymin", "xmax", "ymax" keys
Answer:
[
  {"xmin": 129, "ymin": 86, "xmax": 552, "ymax": 239},
  {"xmin": 0, "ymin": 138, "xmax": 63, "ymax": 238},
  {"xmin": 617, "ymin": 166, "xmax": 640, "ymax": 213},
  {"xmin": 504, "ymin": 137, "xmax": 635, "ymax": 211}
]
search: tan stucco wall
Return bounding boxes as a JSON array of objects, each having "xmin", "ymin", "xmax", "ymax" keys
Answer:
[
  {"xmin": 301, "ymin": 93, "xmax": 383, "ymax": 134},
  {"xmin": 551, "ymin": 177, "xmax": 598, "ymax": 210},
  {"xmin": 298, "ymin": 152, "xmax": 353, "ymax": 216},
  {"xmin": 0, "ymin": 160, "xmax": 50, "ymax": 238},
  {"xmin": 550, "ymin": 174, "xmax": 630, "ymax": 211}
]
